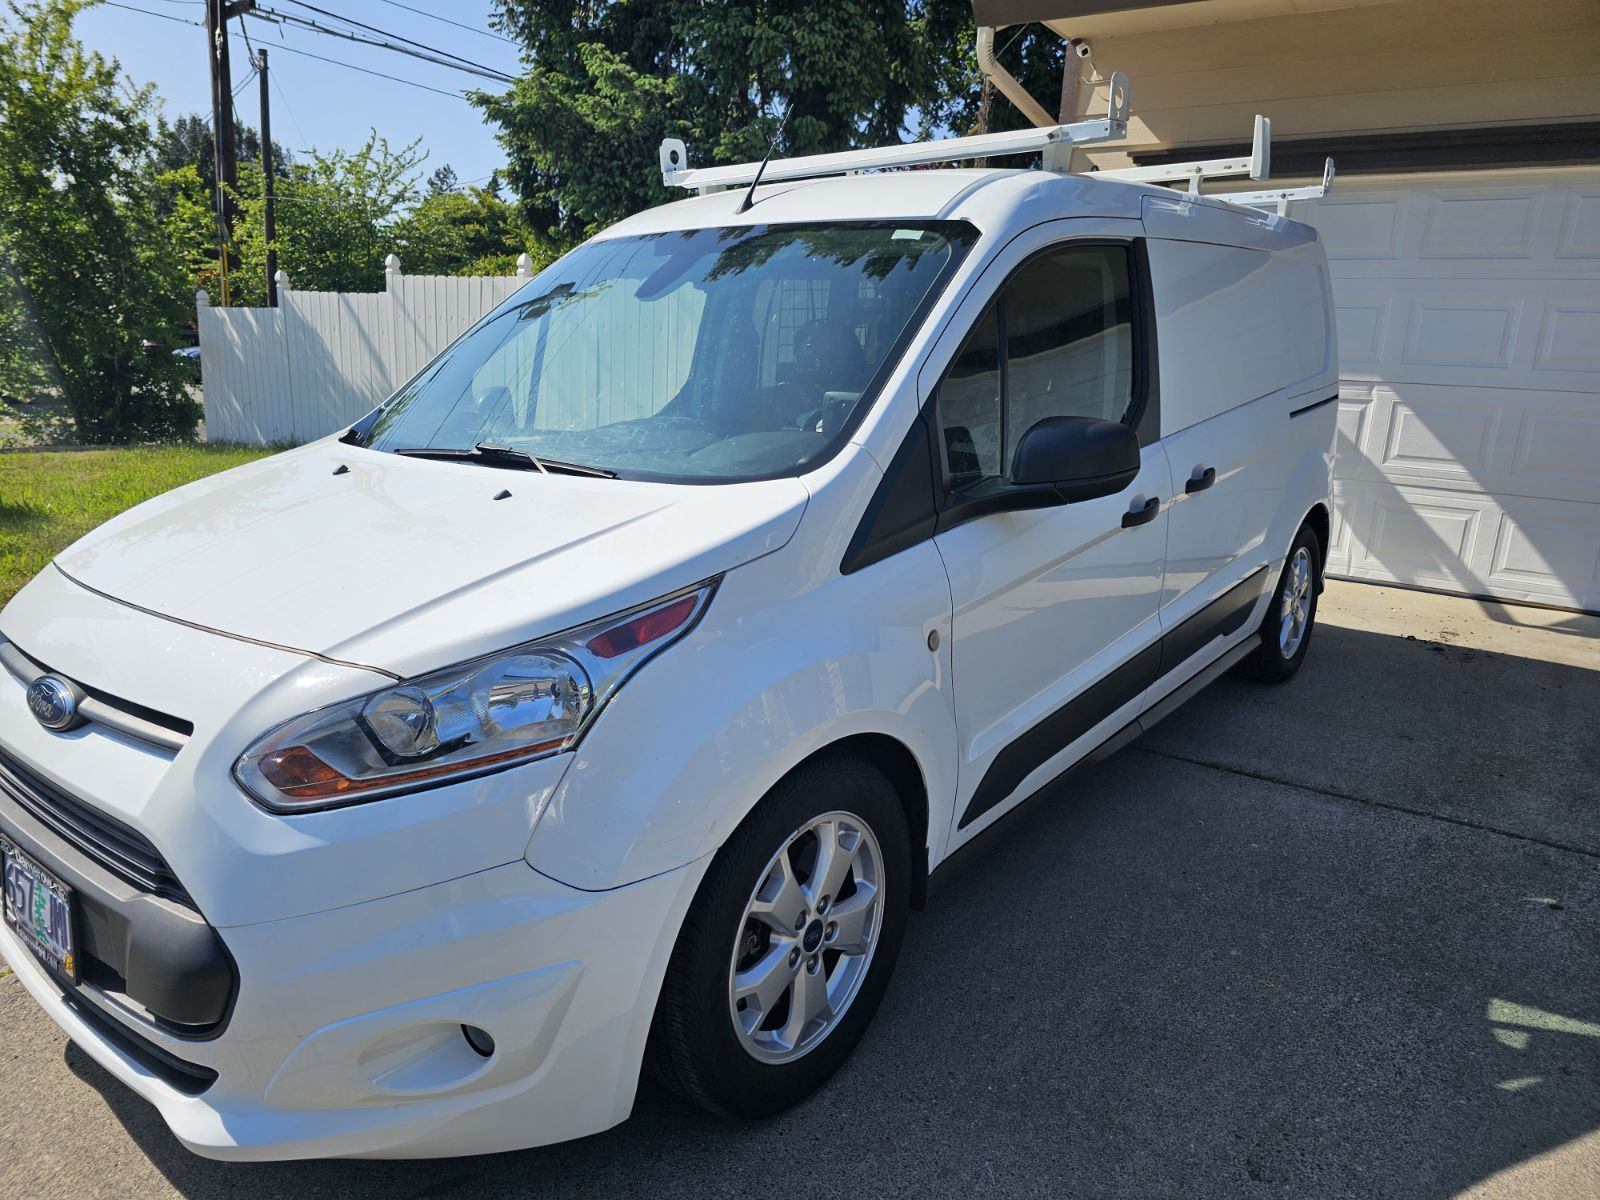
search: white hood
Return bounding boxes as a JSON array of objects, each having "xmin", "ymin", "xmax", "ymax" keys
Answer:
[{"xmin": 54, "ymin": 441, "xmax": 808, "ymax": 677}]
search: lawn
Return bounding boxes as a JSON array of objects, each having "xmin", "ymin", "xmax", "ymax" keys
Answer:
[{"xmin": 0, "ymin": 445, "xmax": 276, "ymax": 607}]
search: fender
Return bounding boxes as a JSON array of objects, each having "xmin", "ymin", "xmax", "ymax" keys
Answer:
[{"xmin": 525, "ymin": 452, "xmax": 960, "ymax": 893}]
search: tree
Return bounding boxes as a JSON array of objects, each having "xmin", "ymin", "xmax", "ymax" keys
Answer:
[
  {"xmin": 0, "ymin": 0, "xmax": 199, "ymax": 442},
  {"xmin": 426, "ymin": 163, "xmax": 458, "ymax": 196},
  {"xmin": 393, "ymin": 184, "xmax": 537, "ymax": 277},
  {"xmin": 478, "ymin": 2, "xmax": 1065, "ymax": 259},
  {"xmin": 151, "ymin": 111, "xmax": 291, "ymax": 212},
  {"xmin": 229, "ymin": 132, "xmax": 423, "ymax": 302}
]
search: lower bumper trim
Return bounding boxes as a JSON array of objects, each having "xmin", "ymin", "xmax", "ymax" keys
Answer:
[{"xmin": 62, "ymin": 986, "xmax": 218, "ymax": 1096}]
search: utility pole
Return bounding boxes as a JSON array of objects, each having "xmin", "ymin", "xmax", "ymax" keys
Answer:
[
  {"xmin": 205, "ymin": 0, "xmax": 255, "ymax": 305},
  {"xmin": 258, "ymin": 48, "xmax": 277, "ymax": 307}
]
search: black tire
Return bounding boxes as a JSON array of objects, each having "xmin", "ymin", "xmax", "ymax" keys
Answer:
[
  {"xmin": 646, "ymin": 752, "xmax": 911, "ymax": 1118},
  {"xmin": 1236, "ymin": 522, "xmax": 1322, "ymax": 683}
]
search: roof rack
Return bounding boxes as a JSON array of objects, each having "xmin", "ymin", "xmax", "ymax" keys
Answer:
[
  {"xmin": 656, "ymin": 72, "xmax": 1333, "ymax": 217},
  {"xmin": 1095, "ymin": 114, "xmax": 1334, "ymax": 215},
  {"xmin": 659, "ymin": 72, "xmax": 1132, "ymax": 193}
]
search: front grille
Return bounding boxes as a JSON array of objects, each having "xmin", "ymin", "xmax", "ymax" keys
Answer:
[
  {"xmin": 0, "ymin": 635, "xmax": 192, "ymax": 753},
  {"xmin": 0, "ymin": 748, "xmax": 193, "ymax": 908}
]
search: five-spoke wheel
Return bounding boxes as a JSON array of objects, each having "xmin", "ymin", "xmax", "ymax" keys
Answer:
[{"xmin": 729, "ymin": 812, "xmax": 883, "ymax": 1062}]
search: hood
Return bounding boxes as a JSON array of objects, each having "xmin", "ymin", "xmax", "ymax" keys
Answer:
[{"xmin": 54, "ymin": 441, "xmax": 809, "ymax": 677}]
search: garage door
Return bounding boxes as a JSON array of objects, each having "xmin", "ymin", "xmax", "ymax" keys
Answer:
[{"xmin": 1296, "ymin": 168, "xmax": 1600, "ymax": 613}]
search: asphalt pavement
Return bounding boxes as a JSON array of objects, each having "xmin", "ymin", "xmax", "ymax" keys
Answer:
[{"xmin": 2, "ymin": 581, "xmax": 1596, "ymax": 1199}]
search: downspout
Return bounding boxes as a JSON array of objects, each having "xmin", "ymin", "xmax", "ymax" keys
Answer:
[{"xmin": 975, "ymin": 26, "xmax": 1055, "ymax": 130}]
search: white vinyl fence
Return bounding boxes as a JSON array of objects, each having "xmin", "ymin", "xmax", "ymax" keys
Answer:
[{"xmin": 198, "ymin": 254, "xmax": 534, "ymax": 444}]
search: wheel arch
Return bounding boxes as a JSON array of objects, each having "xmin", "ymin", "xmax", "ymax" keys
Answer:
[
  {"xmin": 786, "ymin": 732, "xmax": 932, "ymax": 910},
  {"xmin": 1304, "ymin": 502, "xmax": 1331, "ymax": 588}
]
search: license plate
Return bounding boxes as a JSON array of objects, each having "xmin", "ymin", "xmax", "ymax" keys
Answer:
[{"xmin": 1, "ymin": 836, "xmax": 77, "ymax": 981}]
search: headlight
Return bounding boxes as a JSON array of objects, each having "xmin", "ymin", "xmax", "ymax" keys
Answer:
[{"xmin": 234, "ymin": 581, "xmax": 716, "ymax": 812}]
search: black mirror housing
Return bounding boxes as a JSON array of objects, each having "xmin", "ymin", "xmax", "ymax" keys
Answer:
[{"xmin": 1009, "ymin": 415, "xmax": 1141, "ymax": 501}]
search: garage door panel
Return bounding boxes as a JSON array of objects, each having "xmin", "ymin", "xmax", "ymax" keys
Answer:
[
  {"xmin": 1332, "ymin": 293, "xmax": 1390, "ymax": 364},
  {"xmin": 1300, "ymin": 169, "xmax": 1599, "ymax": 612},
  {"xmin": 1512, "ymin": 404, "xmax": 1600, "ymax": 502},
  {"xmin": 1488, "ymin": 504, "xmax": 1600, "ymax": 599},
  {"xmin": 1556, "ymin": 190, "xmax": 1600, "ymax": 258},
  {"xmin": 1534, "ymin": 302, "xmax": 1600, "ymax": 373},
  {"xmin": 1314, "ymin": 193, "xmax": 1407, "ymax": 260},
  {"xmin": 1400, "ymin": 296, "xmax": 1523, "ymax": 370},
  {"xmin": 1420, "ymin": 187, "xmax": 1541, "ymax": 260},
  {"xmin": 1381, "ymin": 400, "xmax": 1500, "ymax": 479}
]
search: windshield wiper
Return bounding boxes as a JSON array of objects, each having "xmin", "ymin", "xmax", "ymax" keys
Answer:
[{"xmin": 392, "ymin": 442, "xmax": 617, "ymax": 478}]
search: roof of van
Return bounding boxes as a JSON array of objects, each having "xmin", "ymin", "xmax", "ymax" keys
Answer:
[{"xmin": 596, "ymin": 167, "xmax": 1163, "ymax": 240}]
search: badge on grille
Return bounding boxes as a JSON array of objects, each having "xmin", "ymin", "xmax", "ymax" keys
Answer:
[{"xmin": 26, "ymin": 676, "xmax": 81, "ymax": 732}]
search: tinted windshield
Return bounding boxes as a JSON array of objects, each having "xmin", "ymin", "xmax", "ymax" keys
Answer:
[{"xmin": 361, "ymin": 222, "xmax": 976, "ymax": 481}]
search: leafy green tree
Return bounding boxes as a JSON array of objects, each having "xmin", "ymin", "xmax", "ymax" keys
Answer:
[
  {"xmin": 479, "ymin": 2, "xmax": 1066, "ymax": 258},
  {"xmin": 151, "ymin": 111, "xmax": 290, "ymax": 215},
  {"xmin": 393, "ymin": 184, "xmax": 537, "ymax": 277},
  {"xmin": 0, "ymin": 0, "xmax": 198, "ymax": 442},
  {"xmin": 229, "ymin": 132, "xmax": 422, "ymax": 302}
]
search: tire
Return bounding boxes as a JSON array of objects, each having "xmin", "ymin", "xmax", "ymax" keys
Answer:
[
  {"xmin": 1236, "ymin": 523, "xmax": 1322, "ymax": 683},
  {"xmin": 646, "ymin": 752, "xmax": 911, "ymax": 1118}
]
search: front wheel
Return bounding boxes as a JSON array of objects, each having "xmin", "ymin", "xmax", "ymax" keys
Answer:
[
  {"xmin": 1236, "ymin": 523, "xmax": 1322, "ymax": 683},
  {"xmin": 646, "ymin": 753, "xmax": 911, "ymax": 1118}
]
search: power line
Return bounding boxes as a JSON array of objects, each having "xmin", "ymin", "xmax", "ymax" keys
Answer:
[
  {"xmin": 372, "ymin": 0, "xmax": 517, "ymax": 46},
  {"xmin": 253, "ymin": 39, "xmax": 478, "ymax": 100},
  {"xmin": 248, "ymin": 6, "xmax": 515, "ymax": 84},
  {"xmin": 101, "ymin": 1, "xmax": 202, "ymax": 26},
  {"xmin": 268, "ymin": 0, "xmax": 514, "ymax": 81}
]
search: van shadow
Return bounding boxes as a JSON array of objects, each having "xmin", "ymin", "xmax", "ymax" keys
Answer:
[{"xmin": 64, "ymin": 622, "xmax": 1600, "ymax": 1199}]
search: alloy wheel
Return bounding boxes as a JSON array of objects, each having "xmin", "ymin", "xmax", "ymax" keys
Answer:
[
  {"xmin": 1278, "ymin": 545, "xmax": 1314, "ymax": 658},
  {"xmin": 727, "ymin": 811, "xmax": 884, "ymax": 1063}
]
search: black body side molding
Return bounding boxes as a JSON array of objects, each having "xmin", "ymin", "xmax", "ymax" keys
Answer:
[
  {"xmin": 957, "ymin": 566, "xmax": 1269, "ymax": 830},
  {"xmin": 1289, "ymin": 393, "xmax": 1339, "ymax": 419}
]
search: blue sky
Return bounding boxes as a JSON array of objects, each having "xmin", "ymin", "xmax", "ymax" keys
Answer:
[{"xmin": 77, "ymin": 1, "xmax": 515, "ymax": 187}]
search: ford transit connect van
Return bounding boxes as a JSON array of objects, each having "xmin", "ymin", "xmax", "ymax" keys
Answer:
[{"xmin": 0, "ymin": 162, "xmax": 1336, "ymax": 1159}]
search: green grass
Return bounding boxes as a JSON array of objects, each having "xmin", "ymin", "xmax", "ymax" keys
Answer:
[{"xmin": 0, "ymin": 445, "xmax": 276, "ymax": 607}]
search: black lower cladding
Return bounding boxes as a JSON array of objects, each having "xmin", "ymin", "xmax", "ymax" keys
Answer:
[
  {"xmin": 62, "ymin": 990, "xmax": 219, "ymax": 1095},
  {"xmin": 958, "ymin": 567, "xmax": 1269, "ymax": 829},
  {"xmin": 0, "ymin": 756, "xmax": 235, "ymax": 1035}
]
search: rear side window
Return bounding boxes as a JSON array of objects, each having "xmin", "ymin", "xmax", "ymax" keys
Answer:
[{"xmin": 937, "ymin": 243, "xmax": 1136, "ymax": 494}]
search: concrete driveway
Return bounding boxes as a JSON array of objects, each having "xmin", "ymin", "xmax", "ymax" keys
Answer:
[{"xmin": 2, "ymin": 581, "xmax": 1596, "ymax": 1199}]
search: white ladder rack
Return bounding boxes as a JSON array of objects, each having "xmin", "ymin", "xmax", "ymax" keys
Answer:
[
  {"xmin": 659, "ymin": 73, "xmax": 1132, "ymax": 192},
  {"xmin": 657, "ymin": 76, "xmax": 1333, "ymax": 216}
]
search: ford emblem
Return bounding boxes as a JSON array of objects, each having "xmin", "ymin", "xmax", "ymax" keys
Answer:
[{"xmin": 26, "ymin": 675, "xmax": 80, "ymax": 732}]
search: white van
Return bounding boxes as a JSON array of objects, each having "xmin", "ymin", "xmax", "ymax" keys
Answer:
[{"xmin": 0, "ymin": 129, "xmax": 1337, "ymax": 1159}]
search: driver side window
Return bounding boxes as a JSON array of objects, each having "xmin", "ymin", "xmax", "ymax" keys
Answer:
[{"xmin": 936, "ymin": 243, "xmax": 1136, "ymax": 493}]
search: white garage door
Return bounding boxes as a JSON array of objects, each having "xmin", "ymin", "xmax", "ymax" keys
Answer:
[{"xmin": 1296, "ymin": 168, "xmax": 1600, "ymax": 613}]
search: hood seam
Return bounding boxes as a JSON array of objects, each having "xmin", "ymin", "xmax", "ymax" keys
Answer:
[{"xmin": 51, "ymin": 563, "xmax": 402, "ymax": 682}]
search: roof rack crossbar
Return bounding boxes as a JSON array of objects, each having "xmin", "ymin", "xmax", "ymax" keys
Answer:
[
  {"xmin": 1224, "ymin": 157, "xmax": 1337, "ymax": 216},
  {"xmin": 660, "ymin": 72, "xmax": 1131, "ymax": 193},
  {"xmin": 1095, "ymin": 115, "xmax": 1272, "ymax": 191}
]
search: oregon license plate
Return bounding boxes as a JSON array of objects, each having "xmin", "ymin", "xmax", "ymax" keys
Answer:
[{"xmin": 1, "ymin": 836, "xmax": 77, "ymax": 981}]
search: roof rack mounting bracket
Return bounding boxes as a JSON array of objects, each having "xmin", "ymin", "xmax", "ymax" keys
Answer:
[{"xmin": 1226, "ymin": 156, "xmax": 1337, "ymax": 216}]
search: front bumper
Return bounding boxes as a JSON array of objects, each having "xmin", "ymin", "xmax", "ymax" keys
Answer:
[{"xmin": 1, "ymin": 853, "xmax": 707, "ymax": 1159}]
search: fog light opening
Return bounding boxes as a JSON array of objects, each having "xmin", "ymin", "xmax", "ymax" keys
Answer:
[{"xmin": 461, "ymin": 1025, "xmax": 496, "ymax": 1058}]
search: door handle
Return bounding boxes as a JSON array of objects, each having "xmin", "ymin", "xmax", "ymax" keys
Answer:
[
  {"xmin": 1121, "ymin": 496, "xmax": 1160, "ymax": 528},
  {"xmin": 1185, "ymin": 466, "xmax": 1216, "ymax": 494}
]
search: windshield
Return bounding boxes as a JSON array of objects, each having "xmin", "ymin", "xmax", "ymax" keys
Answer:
[{"xmin": 360, "ymin": 221, "xmax": 976, "ymax": 481}]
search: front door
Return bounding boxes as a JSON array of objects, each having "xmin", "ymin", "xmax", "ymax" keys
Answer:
[{"xmin": 930, "ymin": 229, "xmax": 1169, "ymax": 845}]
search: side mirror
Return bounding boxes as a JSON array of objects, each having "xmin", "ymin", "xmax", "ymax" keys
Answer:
[{"xmin": 1010, "ymin": 415, "xmax": 1140, "ymax": 501}]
